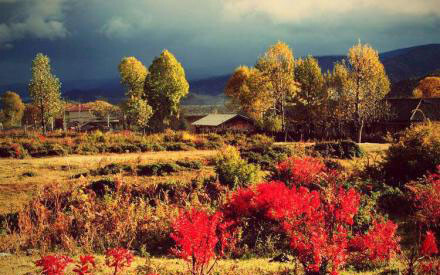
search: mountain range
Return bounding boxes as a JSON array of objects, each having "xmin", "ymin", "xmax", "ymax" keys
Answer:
[{"xmin": 1, "ymin": 43, "xmax": 439, "ymax": 105}]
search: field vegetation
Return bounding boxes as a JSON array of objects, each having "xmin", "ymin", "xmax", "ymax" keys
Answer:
[{"xmin": 0, "ymin": 122, "xmax": 438, "ymax": 275}]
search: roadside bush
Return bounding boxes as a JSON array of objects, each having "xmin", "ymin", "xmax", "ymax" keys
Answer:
[
  {"xmin": 382, "ymin": 122, "xmax": 440, "ymax": 187},
  {"xmin": 215, "ymin": 146, "xmax": 261, "ymax": 189},
  {"xmin": 312, "ymin": 140, "xmax": 364, "ymax": 159}
]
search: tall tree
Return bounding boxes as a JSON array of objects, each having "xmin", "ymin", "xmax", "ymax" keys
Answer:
[
  {"xmin": 345, "ymin": 42, "xmax": 390, "ymax": 143},
  {"xmin": 144, "ymin": 50, "xmax": 189, "ymax": 131},
  {"xmin": 294, "ymin": 56, "xmax": 325, "ymax": 138},
  {"xmin": 28, "ymin": 53, "xmax": 62, "ymax": 135},
  {"xmin": 255, "ymin": 41, "xmax": 298, "ymax": 139},
  {"xmin": 126, "ymin": 97, "xmax": 152, "ymax": 133},
  {"xmin": 0, "ymin": 91, "xmax": 25, "ymax": 127},
  {"xmin": 225, "ymin": 66, "xmax": 272, "ymax": 123},
  {"xmin": 324, "ymin": 61, "xmax": 352, "ymax": 139},
  {"xmin": 118, "ymin": 57, "xmax": 148, "ymax": 98}
]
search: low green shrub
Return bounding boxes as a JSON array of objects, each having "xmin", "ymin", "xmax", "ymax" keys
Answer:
[
  {"xmin": 381, "ymin": 122, "xmax": 440, "ymax": 187},
  {"xmin": 215, "ymin": 146, "xmax": 261, "ymax": 189},
  {"xmin": 241, "ymin": 145, "xmax": 292, "ymax": 170},
  {"xmin": 175, "ymin": 160, "xmax": 202, "ymax": 170},
  {"xmin": 312, "ymin": 140, "xmax": 364, "ymax": 159},
  {"xmin": 137, "ymin": 163, "xmax": 182, "ymax": 176}
]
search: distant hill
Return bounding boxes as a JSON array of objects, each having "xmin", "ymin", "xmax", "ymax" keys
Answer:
[{"xmin": 1, "ymin": 44, "xmax": 439, "ymax": 104}]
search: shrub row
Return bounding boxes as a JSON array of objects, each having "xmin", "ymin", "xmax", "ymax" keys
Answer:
[
  {"xmin": 311, "ymin": 140, "xmax": 364, "ymax": 159},
  {"xmin": 74, "ymin": 160, "xmax": 203, "ymax": 178}
]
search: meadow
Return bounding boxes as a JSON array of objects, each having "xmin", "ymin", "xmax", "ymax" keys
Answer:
[{"xmin": 0, "ymin": 124, "xmax": 438, "ymax": 275}]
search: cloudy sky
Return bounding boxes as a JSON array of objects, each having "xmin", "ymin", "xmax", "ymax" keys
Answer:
[{"xmin": 0, "ymin": 0, "xmax": 439, "ymax": 85}]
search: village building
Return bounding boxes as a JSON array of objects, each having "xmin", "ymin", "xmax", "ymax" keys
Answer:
[
  {"xmin": 191, "ymin": 114, "xmax": 255, "ymax": 133},
  {"xmin": 384, "ymin": 98, "xmax": 440, "ymax": 131},
  {"xmin": 64, "ymin": 104, "xmax": 120, "ymax": 131}
]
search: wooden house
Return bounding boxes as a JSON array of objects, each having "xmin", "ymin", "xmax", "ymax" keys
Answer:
[{"xmin": 191, "ymin": 114, "xmax": 255, "ymax": 133}]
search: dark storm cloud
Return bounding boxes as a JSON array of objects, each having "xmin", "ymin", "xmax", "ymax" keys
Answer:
[{"xmin": 0, "ymin": 0, "xmax": 439, "ymax": 85}]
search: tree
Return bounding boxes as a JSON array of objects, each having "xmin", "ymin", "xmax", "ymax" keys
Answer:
[
  {"xmin": 28, "ymin": 53, "xmax": 62, "ymax": 135},
  {"xmin": 225, "ymin": 66, "xmax": 272, "ymax": 123},
  {"xmin": 294, "ymin": 56, "xmax": 325, "ymax": 138},
  {"xmin": 118, "ymin": 56, "xmax": 148, "ymax": 98},
  {"xmin": 344, "ymin": 42, "xmax": 390, "ymax": 143},
  {"xmin": 256, "ymin": 41, "xmax": 298, "ymax": 140},
  {"xmin": 0, "ymin": 91, "xmax": 25, "ymax": 127},
  {"xmin": 144, "ymin": 50, "xmax": 189, "ymax": 131},
  {"xmin": 324, "ymin": 61, "xmax": 352, "ymax": 139},
  {"xmin": 22, "ymin": 104, "xmax": 41, "ymax": 129},
  {"xmin": 125, "ymin": 97, "xmax": 152, "ymax": 133},
  {"xmin": 413, "ymin": 76, "xmax": 440, "ymax": 98}
]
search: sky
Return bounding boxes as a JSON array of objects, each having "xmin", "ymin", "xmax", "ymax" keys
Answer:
[{"xmin": 0, "ymin": 0, "xmax": 439, "ymax": 86}]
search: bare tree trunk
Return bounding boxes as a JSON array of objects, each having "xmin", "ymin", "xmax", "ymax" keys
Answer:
[{"xmin": 357, "ymin": 119, "xmax": 364, "ymax": 143}]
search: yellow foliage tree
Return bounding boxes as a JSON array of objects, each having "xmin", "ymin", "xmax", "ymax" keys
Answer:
[
  {"xmin": 413, "ymin": 76, "xmax": 440, "ymax": 98},
  {"xmin": 345, "ymin": 42, "xmax": 390, "ymax": 143}
]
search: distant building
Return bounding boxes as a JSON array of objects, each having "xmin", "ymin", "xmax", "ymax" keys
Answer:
[
  {"xmin": 385, "ymin": 98, "xmax": 440, "ymax": 131},
  {"xmin": 65, "ymin": 104, "xmax": 120, "ymax": 131},
  {"xmin": 191, "ymin": 114, "xmax": 255, "ymax": 132}
]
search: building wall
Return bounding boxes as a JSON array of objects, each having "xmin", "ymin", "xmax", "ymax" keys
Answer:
[{"xmin": 66, "ymin": 110, "xmax": 96, "ymax": 124}]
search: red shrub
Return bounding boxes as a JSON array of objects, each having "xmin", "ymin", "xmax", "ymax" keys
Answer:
[
  {"xmin": 73, "ymin": 255, "xmax": 95, "ymax": 275},
  {"xmin": 421, "ymin": 231, "xmax": 439, "ymax": 257},
  {"xmin": 35, "ymin": 255, "xmax": 73, "ymax": 275},
  {"xmin": 105, "ymin": 248, "xmax": 134, "ymax": 275},
  {"xmin": 349, "ymin": 220, "xmax": 400, "ymax": 263},
  {"xmin": 223, "ymin": 157, "xmax": 400, "ymax": 275},
  {"xmin": 171, "ymin": 208, "xmax": 232, "ymax": 275},
  {"xmin": 407, "ymin": 165, "xmax": 440, "ymax": 228},
  {"xmin": 275, "ymin": 157, "xmax": 327, "ymax": 186}
]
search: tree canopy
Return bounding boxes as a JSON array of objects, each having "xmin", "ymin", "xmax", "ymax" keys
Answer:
[
  {"xmin": 144, "ymin": 50, "xmax": 189, "ymax": 131},
  {"xmin": 0, "ymin": 91, "xmax": 25, "ymax": 128},
  {"xmin": 28, "ymin": 53, "xmax": 62, "ymax": 135}
]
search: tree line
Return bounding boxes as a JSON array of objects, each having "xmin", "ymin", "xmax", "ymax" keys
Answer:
[
  {"xmin": 225, "ymin": 41, "xmax": 391, "ymax": 143},
  {"xmin": 0, "ymin": 41, "xmax": 416, "ymax": 142},
  {"xmin": 0, "ymin": 50, "xmax": 189, "ymax": 135}
]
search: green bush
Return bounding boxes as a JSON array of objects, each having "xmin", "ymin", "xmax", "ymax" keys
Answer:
[
  {"xmin": 137, "ymin": 163, "xmax": 181, "ymax": 176},
  {"xmin": 382, "ymin": 122, "xmax": 440, "ymax": 187},
  {"xmin": 175, "ymin": 160, "xmax": 202, "ymax": 170},
  {"xmin": 215, "ymin": 146, "xmax": 261, "ymax": 189},
  {"xmin": 312, "ymin": 140, "xmax": 364, "ymax": 159},
  {"xmin": 241, "ymin": 145, "xmax": 292, "ymax": 170}
]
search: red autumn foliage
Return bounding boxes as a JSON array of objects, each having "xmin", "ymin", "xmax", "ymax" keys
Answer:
[
  {"xmin": 407, "ymin": 165, "xmax": 440, "ymax": 227},
  {"xmin": 349, "ymin": 220, "xmax": 400, "ymax": 263},
  {"xmin": 275, "ymin": 157, "xmax": 327, "ymax": 186},
  {"xmin": 223, "ymin": 159, "xmax": 400, "ymax": 275},
  {"xmin": 171, "ymin": 208, "xmax": 234, "ymax": 275},
  {"xmin": 421, "ymin": 231, "xmax": 439, "ymax": 257},
  {"xmin": 73, "ymin": 255, "xmax": 96, "ymax": 275},
  {"xmin": 105, "ymin": 248, "xmax": 134, "ymax": 275},
  {"xmin": 35, "ymin": 255, "xmax": 73, "ymax": 275}
]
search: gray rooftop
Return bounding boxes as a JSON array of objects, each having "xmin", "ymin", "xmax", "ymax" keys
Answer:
[{"xmin": 192, "ymin": 114, "xmax": 242, "ymax": 126}]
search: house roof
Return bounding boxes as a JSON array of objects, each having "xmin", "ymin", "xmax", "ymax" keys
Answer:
[
  {"xmin": 387, "ymin": 98, "xmax": 440, "ymax": 122},
  {"xmin": 192, "ymin": 114, "xmax": 250, "ymax": 126}
]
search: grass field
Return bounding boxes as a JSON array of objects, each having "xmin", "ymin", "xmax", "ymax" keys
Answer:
[
  {"xmin": 0, "ymin": 150, "xmax": 217, "ymax": 215},
  {"xmin": 0, "ymin": 143, "xmax": 395, "ymax": 275},
  {"xmin": 0, "ymin": 254, "xmax": 400, "ymax": 275}
]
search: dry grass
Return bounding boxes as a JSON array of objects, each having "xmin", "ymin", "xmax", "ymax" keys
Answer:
[
  {"xmin": 0, "ymin": 254, "xmax": 401, "ymax": 275},
  {"xmin": 0, "ymin": 150, "xmax": 217, "ymax": 214}
]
